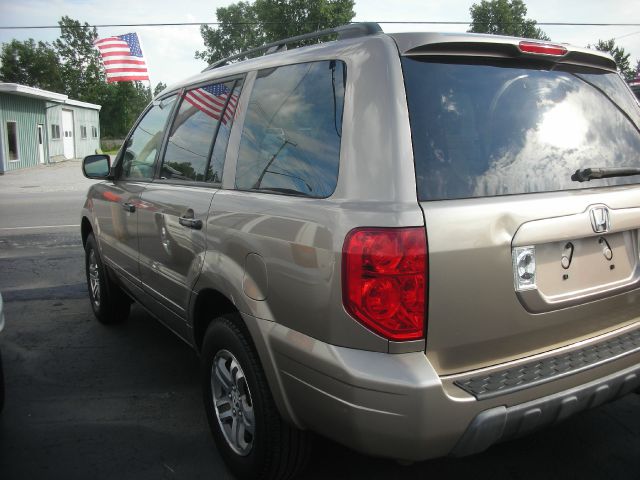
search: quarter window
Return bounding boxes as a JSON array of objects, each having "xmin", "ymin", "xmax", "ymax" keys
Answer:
[
  {"xmin": 120, "ymin": 95, "xmax": 177, "ymax": 180},
  {"xmin": 161, "ymin": 80, "xmax": 241, "ymax": 182},
  {"xmin": 235, "ymin": 60, "xmax": 345, "ymax": 198}
]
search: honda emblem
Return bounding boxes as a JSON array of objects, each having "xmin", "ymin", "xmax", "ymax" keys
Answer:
[{"xmin": 589, "ymin": 206, "xmax": 610, "ymax": 233}]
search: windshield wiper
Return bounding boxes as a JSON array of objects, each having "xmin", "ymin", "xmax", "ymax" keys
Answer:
[{"xmin": 571, "ymin": 167, "xmax": 640, "ymax": 183}]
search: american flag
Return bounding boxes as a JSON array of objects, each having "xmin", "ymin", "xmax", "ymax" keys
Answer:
[
  {"xmin": 183, "ymin": 84, "xmax": 239, "ymax": 125},
  {"xmin": 94, "ymin": 33, "xmax": 149, "ymax": 83}
]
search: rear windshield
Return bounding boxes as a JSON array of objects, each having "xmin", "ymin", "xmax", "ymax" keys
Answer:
[{"xmin": 402, "ymin": 57, "xmax": 640, "ymax": 201}]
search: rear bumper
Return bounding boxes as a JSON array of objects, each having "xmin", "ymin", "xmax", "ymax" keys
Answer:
[
  {"xmin": 451, "ymin": 363, "xmax": 640, "ymax": 457},
  {"xmin": 244, "ymin": 313, "xmax": 640, "ymax": 461}
]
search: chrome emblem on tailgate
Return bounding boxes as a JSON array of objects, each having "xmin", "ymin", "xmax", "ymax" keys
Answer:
[{"xmin": 589, "ymin": 206, "xmax": 610, "ymax": 233}]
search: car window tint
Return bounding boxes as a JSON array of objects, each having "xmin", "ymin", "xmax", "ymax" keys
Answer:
[
  {"xmin": 235, "ymin": 60, "xmax": 345, "ymax": 197},
  {"xmin": 402, "ymin": 57, "xmax": 640, "ymax": 200},
  {"xmin": 207, "ymin": 80, "xmax": 243, "ymax": 183},
  {"xmin": 121, "ymin": 95, "xmax": 177, "ymax": 180},
  {"xmin": 161, "ymin": 80, "xmax": 239, "ymax": 182}
]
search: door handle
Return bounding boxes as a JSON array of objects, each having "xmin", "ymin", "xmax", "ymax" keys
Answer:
[
  {"xmin": 179, "ymin": 217, "xmax": 203, "ymax": 230},
  {"xmin": 122, "ymin": 202, "xmax": 136, "ymax": 213}
]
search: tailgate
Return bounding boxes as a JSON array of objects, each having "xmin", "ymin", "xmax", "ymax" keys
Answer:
[
  {"xmin": 422, "ymin": 194, "xmax": 640, "ymax": 374},
  {"xmin": 401, "ymin": 52, "xmax": 640, "ymax": 374}
]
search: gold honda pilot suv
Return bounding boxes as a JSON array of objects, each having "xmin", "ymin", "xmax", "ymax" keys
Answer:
[{"xmin": 80, "ymin": 23, "xmax": 640, "ymax": 479}]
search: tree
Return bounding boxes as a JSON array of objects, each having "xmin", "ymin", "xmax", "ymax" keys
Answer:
[
  {"xmin": 97, "ymin": 81, "xmax": 152, "ymax": 138},
  {"xmin": 196, "ymin": 0, "xmax": 355, "ymax": 64},
  {"xmin": 590, "ymin": 39, "xmax": 636, "ymax": 82},
  {"xmin": 468, "ymin": 0, "xmax": 549, "ymax": 40},
  {"xmin": 53, "ymin": 16, "xmax": 105, "ymax": 101},
  {"xmin": 153, "ymin": 82, "xmax": 167, "ymax": 97},
  {"xmin": 0, "ymin": 39, "xmax": 64, "ymax": 92}
]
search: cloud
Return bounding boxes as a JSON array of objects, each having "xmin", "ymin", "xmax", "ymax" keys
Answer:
[{"xmin": 0, "ymin": 0, "xmax": 638, "ymax": 88}]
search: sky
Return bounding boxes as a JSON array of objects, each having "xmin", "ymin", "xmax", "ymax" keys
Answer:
[{"xmin": 1, "ymin": 0, "xmax": 639, "ymax": 89}]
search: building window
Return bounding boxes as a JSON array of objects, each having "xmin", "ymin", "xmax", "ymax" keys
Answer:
[
  {"xmin": 6, "ymin": 122, "xmax": 19, "ymax": 161},
  {"xmin": 91, "ymin": 126, "xmax": 98, "ymax": 138},
  {"xmin": 80, "ymin": 125, "xmax": 87, "ymax": 139},
  {"xmin": 51, "ymin": 124, "xmax": 61, "ymax": 139}
]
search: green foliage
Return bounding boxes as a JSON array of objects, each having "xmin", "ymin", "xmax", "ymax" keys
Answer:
[
  {"xmin": 0, "ymin": 16, "xmax": 153, "ymax": 139},
  {"xmin": 591, "ymin": 39, "xmax": 636, "ymax": 82},
  {"xmin": 196, "ymin": 0, "xmax": 355, "ymax": 64},
  {"xmin": 0, "ymin": 39, "xmax": 64, "ymax": 92},
  {"xmin": 468, "ymin": 0, "xmax": 549, "ymax": 40},
  {"xmin": 153, "ymin": 81, "xmax": 168, "ymax": 97},
  {"xmin": 98, "ymin": 82, "xmax": 152, "ymax": 138}
]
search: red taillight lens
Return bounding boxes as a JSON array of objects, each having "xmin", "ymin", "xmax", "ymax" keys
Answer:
[
  {"xmin": 342, "ymin": 227, "xmax": 427, "ymax": 341},
  {"xmin": 518, "ymin": 41, "xmax": 567, "ymax": 56}
]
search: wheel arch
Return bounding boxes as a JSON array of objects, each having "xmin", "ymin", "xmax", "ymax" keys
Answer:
[
  {"xmin": 81, "ymin": 216, "xmax": 93, "ymax": 247},
  {"xmin": 190, "ymin": 287, "xmax": 303, "ymax": 429}
]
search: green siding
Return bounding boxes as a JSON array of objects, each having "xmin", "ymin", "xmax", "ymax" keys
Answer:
[
  {"xmin": 46, "ymin": 103, "xmax": 101, "ymax": 160},
  {"xmin": 46, "ymin": 104, "xmax": 64, "ymax": 159},
  {"xmin": 0, "ymin": 93, "xmax": 47, "ymax": 172},
  {"xmin": 73, "ymin": 106, "xmax": 101, "ymax": 158}
]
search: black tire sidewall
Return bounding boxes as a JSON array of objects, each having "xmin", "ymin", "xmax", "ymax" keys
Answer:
[
  {"xmin": 85, "ymin": 233, "xmax": 130, "ymax": 323},
  {"xmin": 0, "ymin": 350, "xmax": 4, "ymax": 413},
  {"xmin": 201, "ymin": 316, "xmax": 272, "ymax": 480},
  {"xmin": 85, "ymin": 234, "xmax": 107, "ymax": 321}
]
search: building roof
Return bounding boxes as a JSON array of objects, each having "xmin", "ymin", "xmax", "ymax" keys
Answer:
[{"xmin": 0, "ymin": 83, "xmax": 102, "ymax": 110}]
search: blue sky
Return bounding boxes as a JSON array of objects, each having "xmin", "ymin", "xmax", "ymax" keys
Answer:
[{"xmin": 1, "ymin": 0, "xmax": 639, "ymax": 88}]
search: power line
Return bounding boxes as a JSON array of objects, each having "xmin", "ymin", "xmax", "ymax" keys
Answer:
[{"xmin": 2, "ymin": 21, "xmax": 640, "ymax": 30}]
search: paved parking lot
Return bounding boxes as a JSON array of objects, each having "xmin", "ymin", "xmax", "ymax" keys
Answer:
[{"xmin": 0, "ymin": 162, "xmax": 639, "ymax": 479}]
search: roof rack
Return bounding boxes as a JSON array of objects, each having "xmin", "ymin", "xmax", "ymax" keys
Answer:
[{"xmin": 202, "ymin": 22, "xmax": 382, "ymax": 72}]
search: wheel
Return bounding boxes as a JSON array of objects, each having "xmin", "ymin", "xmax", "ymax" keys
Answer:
[
  {"xmin": 202, "ymin": 314, "xmax": 311, "ymax": 480},
  {"xmin": 85, "ymin": 233, "xmax": 131, "ymax": 324}
]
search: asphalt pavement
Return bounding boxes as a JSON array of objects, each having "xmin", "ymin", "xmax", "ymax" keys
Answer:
[
  {"xmin": 0, "ymin": 161, "xmax": 638, "ymax": 479},
  {"xmin": 0, "ymin": 159, "xmax": 99, "ymax": 232}
]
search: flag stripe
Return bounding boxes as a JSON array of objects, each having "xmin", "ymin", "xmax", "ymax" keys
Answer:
[
  {"xmin": 103, "ymin": 59, "xmax": 147, "ymax": 65},
  {"xmin": 105, "ymin": 67, "xmax": 150, "ymax": 73}
]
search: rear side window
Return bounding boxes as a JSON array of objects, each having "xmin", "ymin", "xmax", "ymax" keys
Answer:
[
  {"xmin": 235, "ymin": 60, "xmax": 345, "ymax": 197},
  {"xmin": 161, "ymin": 79, "xmax": 242, "ymax": 183},
  {"xmin": 402, "ymin": 57, "xmax": 640, "ymax": 200},
  {"xmin": 121, "ymin": 95, "xmax": 177, "ymax": 180}
]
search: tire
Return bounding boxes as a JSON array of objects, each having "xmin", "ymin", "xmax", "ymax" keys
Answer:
[
  {"xmin": 85, "ymin": 233, "xmax": 131, "ymax": 324},
  {"xmin": 202, "ymin": 314, "xmax": 311, "ymax": 480},
  {"xmin": 0, "ymin": 350, "xmax": 4, "ymax": 413}
]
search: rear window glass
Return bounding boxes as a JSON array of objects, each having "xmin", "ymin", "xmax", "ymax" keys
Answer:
[
  {"xmin": 402, "ymin": 57, "xmax": 640, "ymax": 201},
  {"xmin": 235, "ymin": 60, "xmax": 345, "ymax": 198}
]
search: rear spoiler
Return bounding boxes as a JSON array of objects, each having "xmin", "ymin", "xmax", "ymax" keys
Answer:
[{"xmin": 390, "ymin": 32, "xmax": 617, "ymax": 72}]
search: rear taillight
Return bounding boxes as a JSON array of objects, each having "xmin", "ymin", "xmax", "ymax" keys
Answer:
[
  {"xmin": 518, "ymin": 41, "xmax": 568, "ymax": 57},
  {"xmin": 342, "ymin": 227, "xmax": 427, "ymax": 341}
]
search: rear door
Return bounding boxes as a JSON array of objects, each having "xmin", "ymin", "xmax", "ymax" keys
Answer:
[
  {"xmin": 138, "ymin": 78, "xmax": 243, "ymax": 328},
  {"xmin": 92, "ymin": 95, "xmax": 177, "ymax": 287},
  {"xmin": 401, "ymin": 55, "xmax": 640, "ymax": 374}
]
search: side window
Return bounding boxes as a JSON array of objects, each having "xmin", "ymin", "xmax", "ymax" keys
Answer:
[
  {"xmin": 235, "ymin": 60, "xmax": 345, "ymax": 197},
  {"xmin": 208, "ymin": 80, "xmax": 243, "ymax": 183},
  {"xmin": 161, "ymin": 80, "xmax": 241, "ymax": 182},
  {"xmin": 120, "ymin": 95, "xmax": 177, "ymax": 180}
]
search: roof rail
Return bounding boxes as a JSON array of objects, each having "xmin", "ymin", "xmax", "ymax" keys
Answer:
[{"xmin": 202, "ymin": 22, "xmax": 382, "ymax": 72}]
